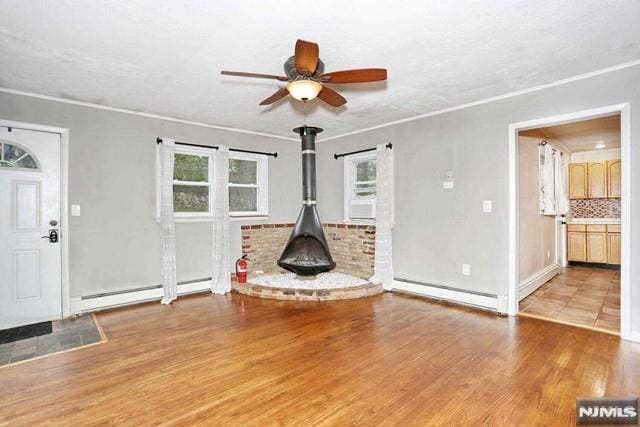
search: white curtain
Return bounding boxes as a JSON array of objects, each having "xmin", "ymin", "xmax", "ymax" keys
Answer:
[
  {"xmin": 556, "ymin": 153, "xmax": 569, "ymax": 215},
  {"xmin": 369, "ymin": 144, "xmax": 394, "ymax": 291},
  {"xmin": 211, "ymin": 146, "xmax": 231, "ymax": 294},
  {"xmin": 539, "ymin": 143, "xmax": 556, "ymax": 215},
  {"xmin": 159, "ymin": 138, "xmax": 178, "ymax": 304}
]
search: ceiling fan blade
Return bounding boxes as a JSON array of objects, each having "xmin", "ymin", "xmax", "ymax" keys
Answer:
[
  {"xmin": 221, "ymin": 70, "xmax": 289, "ymax": 81},
  {"xmin": 259, "ymin": 87, "xmax": 290, "ymax": 105},
  {"xmin": 317, "ymin": 86, "xmax": 347, "ymax": 107},
  {"xmin": 294, "ymin": 39, "xmax": 319, "ymax": 76},
  {"xmin": 320, "ymin": 68, "xmax": 387, "ymax": 84}
]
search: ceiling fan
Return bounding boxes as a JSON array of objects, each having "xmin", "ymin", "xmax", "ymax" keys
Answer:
[{"xmin": 220, "ymin": 39, "xmax": 387, "ymax": 107}]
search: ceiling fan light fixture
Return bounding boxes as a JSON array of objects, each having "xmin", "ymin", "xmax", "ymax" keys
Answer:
[{"xmin": 286, "ymin": 79, "xmax": 322, "ymax": 101}]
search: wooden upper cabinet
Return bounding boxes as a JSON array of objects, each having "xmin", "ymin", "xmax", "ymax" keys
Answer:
[
  {"xmin": 569, "ymin": 163, "xmax": 588, "ymax": 199},
  {"xmin": 587, "ymin": 161, "xmax": 607, "ymax": 198},
  {"xmin": 607, "ymin": 159, "xmax": 622, "ymax": 198}
]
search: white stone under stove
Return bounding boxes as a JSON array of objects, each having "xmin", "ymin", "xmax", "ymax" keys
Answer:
[{"xmin": 248, "ymin": 272, "xmax": 368, "ymax": 290}]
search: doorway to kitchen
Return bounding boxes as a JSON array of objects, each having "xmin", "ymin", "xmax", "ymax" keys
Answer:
[{"xmin": 508, "ymin": 104, "xmax": 631, "ymax": 340}]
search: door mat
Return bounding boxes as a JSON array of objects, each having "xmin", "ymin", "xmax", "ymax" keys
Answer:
[{"xmin": 0, "ymin": 321, "xmax": 52, "ymax": 344}]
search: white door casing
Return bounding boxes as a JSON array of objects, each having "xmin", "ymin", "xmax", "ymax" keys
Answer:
[
  {"xmin": 508, "ymin": 103, "xmax": 633, "ymax": 342},
  {"xmin": 0, "ymin": 126, "xmax": 62, "ymax": 329}
]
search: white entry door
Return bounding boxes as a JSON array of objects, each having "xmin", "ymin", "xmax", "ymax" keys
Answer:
[{"xmin": 0, "ymin": 126, "xmax": 61, "ymax": 329}]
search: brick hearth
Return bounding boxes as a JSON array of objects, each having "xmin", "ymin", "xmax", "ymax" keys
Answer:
[{"xmin": 241, "ymin": 223, "xmax": 376, "ymax": 279}]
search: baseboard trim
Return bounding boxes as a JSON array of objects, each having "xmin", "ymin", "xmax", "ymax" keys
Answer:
[
  {"xmin": 518, "ymin": 264, "xmax": 560, "ymax": 301},
  {"xmin": 70, "ymin": 280, "xmax": 212, "ymax": 314},
  {"xmin": 392, "ymin": 279, "xmax": 508, "ymax": 313},
  {"xmin": 625, "ymin": 330, "xmax": 640, "ymax": 343}
]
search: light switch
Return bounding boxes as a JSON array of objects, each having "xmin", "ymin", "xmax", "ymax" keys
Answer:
[
  {"xmin": 482, "ymin": 200, "xmax": 492, "ymax": 213},
  {"xmin": 71, "ymin": 204, "xmax": 81, "ymax": 216},
  {"xmin": 445, "ymin": 170, "xmax": 454, "ymax": 181},
  {"xmin": 462, "ymin": 264, "xmax": 471, "ymax": 276}
]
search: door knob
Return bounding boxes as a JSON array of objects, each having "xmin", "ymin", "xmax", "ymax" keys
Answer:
[{"xmin": 41, "ymin": 229, "xmax": 59, "ymax": 243}]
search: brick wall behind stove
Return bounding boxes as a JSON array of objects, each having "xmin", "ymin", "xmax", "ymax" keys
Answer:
[
  {"xmin": 570, "ymin": 198, "xmax": 621, "ymax": 218},
  {"xmin": 241, "ymin": 224, "xmax": 376, "ymax": 279}
]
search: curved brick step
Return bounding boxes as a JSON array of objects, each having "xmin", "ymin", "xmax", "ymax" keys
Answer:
[{"xmin": 231, "ymin": 281, "xmax": 384, "ymax": 301}]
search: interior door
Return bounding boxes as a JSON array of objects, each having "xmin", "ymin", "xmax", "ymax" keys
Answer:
[{"xmin": 0, "ymin": 126, "xmax": 61, "ymax": 329}]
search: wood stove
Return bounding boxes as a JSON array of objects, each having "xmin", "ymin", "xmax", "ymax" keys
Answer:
[{"xmin": 277, "ymin": 126, "xmax": 336, "ymax": 275}]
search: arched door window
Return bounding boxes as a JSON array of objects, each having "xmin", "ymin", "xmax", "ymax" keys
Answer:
[{"xmin": 0, "ymin": 141, "xmax": 40, "ymax": 170}]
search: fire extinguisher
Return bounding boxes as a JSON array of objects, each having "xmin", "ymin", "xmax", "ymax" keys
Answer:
[{"xmin": 236, "ymin": 255, "xmax": 248, "ymax": 284}]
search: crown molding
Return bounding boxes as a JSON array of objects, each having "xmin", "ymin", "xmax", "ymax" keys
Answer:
[
  {"xmin": 0, "ymin": 87, "xmax": 298, "ymax": 142},
  {"xmin": 318, "ymin": 58, "xmax": 640, "ymax": 142}
]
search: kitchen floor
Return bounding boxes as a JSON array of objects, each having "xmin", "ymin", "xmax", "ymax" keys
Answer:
[{"xmin": 519, "ymin": 266, "xmax": 620, "ymax": 333}]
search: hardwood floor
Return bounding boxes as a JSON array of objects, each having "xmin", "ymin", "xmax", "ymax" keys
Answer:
[
  {"xmin": 0, "ymin": 292, "xmax": 638, "ymax": 426},
  {"xmin": 520, "ymin": 266, "xmax": 620, "ymax": 333}
]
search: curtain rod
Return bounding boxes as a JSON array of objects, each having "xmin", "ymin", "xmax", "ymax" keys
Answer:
[
  {"xmin": 538, "ymin": 140, "xmax": 564, "ymax": 156},
  {"xmin": 156, "ymin": 137, "xmax": 278, "ymax": 158},
  {"xmin": 333, "ymin": 142, "xmax": 392, "ymax": 160}
]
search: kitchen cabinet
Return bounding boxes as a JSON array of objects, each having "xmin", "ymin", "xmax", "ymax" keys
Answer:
[
  {"xmin": 569, "ymin": 163, "xmax": 588, "ymax": 199},
  {"xmin": 567, "ymin": 223, "xmax": 621, "ymax": 265},
  {"xmin": 587, "ymin": 162, "xmax": 607, "ymax": 198},
  {"xmin": 607, "ymin": 224, "xmax": 621, "ymax": 265},
  {"xmin": 568, "ymin": 160, "xmax": 620, "ymax": 199},
  {"xmin": 567, "ymin": 230, "xmax": 587, "ymax": 261},
  {"xmin": 607, "ymin": 159, "xmax": 622, "ymax": 198},
  {"xmin": 586, "ymin": 231, "xmax": 607, "ymax": 262}
]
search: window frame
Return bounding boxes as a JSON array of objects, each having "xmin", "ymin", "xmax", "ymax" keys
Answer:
[
  {"xmin": 343, "ymin": 151, "xmax": 377, "ymax": 221},
  {"xmin": 0, "ymin": 140, "xmax": 41, "ymax": 172},
  {"xmin": 171, "ymin": 146, "xmax": 214, "ymax": 219},
  {"xmin": 228, "ymin": 151, "xmax": 269, "ymax": 218},
  {"xmin": 156, "ymin": 146, "xmax": 269, "ymax": 222}
]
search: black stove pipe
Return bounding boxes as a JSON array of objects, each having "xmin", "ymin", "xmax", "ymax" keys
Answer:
[{"xmin": 294, "ymin": 126, "xmax": 321, "ymax": 204}]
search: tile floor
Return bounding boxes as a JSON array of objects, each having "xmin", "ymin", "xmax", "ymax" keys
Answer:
[
  {"xmin": 0, "ymin": 315, "xmax": 103, "ymax": 366},
  {"xmin": 520, "ymin": 266, "xmax": 620, "ymax": 333}
]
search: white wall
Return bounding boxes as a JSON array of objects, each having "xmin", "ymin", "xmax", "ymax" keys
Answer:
[
  {"xmin": 0, "ymin": 92, "xmax": 301, "ymax": 297},
  {"xmin": 315, "ymin": 64, "xmax": 640, "ymax": 332},
  {"xmin": 571, "ymin": 148, "xmax": 621, "ymax": 162}
]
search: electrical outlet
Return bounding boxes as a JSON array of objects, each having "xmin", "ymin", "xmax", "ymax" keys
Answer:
[
  {"xmin": 462, "ymin": 264, "xmax": 471, "ymax": 276},
  {"xmin": 482, "ymin": 200, "xmax": 492, "ymax": 213},
  {"xmin": 442, "ymin": 181, "xmax": 454, "ymax": 189},
  {"xmin": 547, "ymin": 250, "xmax": 551, "ymax": 260},
  {"xmin": 71, "ymin": 204, "xmax": 81, "ymax": 217}
]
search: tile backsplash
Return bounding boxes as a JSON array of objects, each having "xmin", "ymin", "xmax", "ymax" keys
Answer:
[{"xmin": 570, "ymin": 198, "xmax": 621, "ymax": 218}]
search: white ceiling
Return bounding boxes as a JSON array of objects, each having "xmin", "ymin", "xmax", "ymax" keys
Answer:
[
  {"xmin": 1, "ymin": 1, "xmax": 640, "ymax": 139},
  {"xmin": 534, "ymin": 115, "xmax": 621, "ymax": 152}
]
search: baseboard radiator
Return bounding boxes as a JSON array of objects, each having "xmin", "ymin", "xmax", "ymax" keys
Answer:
[
  {"xmin": 71, "ymin": 278, "xmax": 213, "ymax": 314},
  {"xmin": 392, "ymin": 278, "xmax": 508, "ymax": 313}
]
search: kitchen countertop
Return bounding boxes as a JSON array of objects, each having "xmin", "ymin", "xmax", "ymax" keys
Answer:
[{"xmin": 566, "ymin": 218, "xmax": 621, "ymax": 225}]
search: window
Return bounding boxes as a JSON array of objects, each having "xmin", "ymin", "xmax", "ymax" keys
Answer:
[
  {"xmin": 156, "ymin": 146, "xmax": 268, "ymax": 221},
  {"xmin": 538, "ymin": 143, "xmax": 563, "ymax": 216},
  {"xmin": 344, "ymin": 152, "xmax": 377, "ymax": 220},
  {"xmin": 229, "ymin": 152, "xmax": 268, "ymax": 217},
  {"xmin": 173, "ymin": 148, "xmax": 212, "ymax": 216},
  {"xmin": 0, "ymin": 141, "xmax": 39, "ymax": 170}
]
